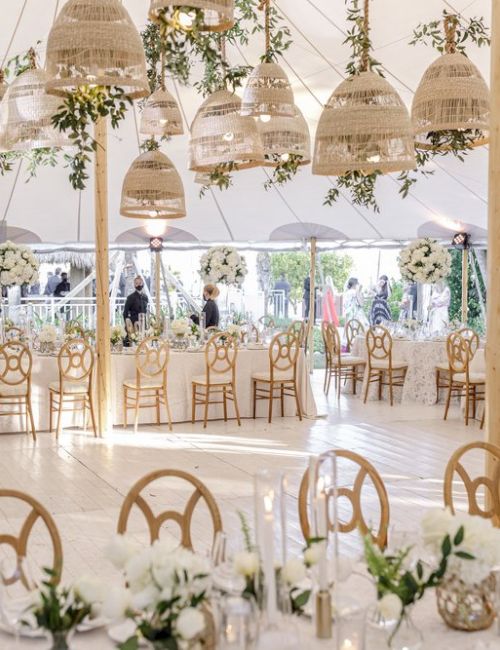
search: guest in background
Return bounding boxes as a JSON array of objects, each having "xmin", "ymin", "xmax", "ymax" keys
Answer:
[
  {"xmin": 343, "ymin": 277, "xmax": 368, "ymax": 326},
  {"xmin": 400, "ymin": 282, "xmax": 417, "ymax": 320},
  {"xmin": 191, "ymin": 284, "xmax": 220, "ymax": 329},
  {"xmin": 273, "ymin": 273, "xmax": 291, "ymax": 319},
  {"xmin": 428, "ymin": 281, "xmax": 451, "ymax": 334},
  {"xmin": 43, "ymin": 272, "xmax": 53, "ymax": 295},
  {"xmin": 54, "ymin": 272, "xmax": 70, "ymax": 297},
  {"xmin": 303, "ymin": 276, "xmax": 310, "ymax": 318},
  {"xmin": 47, "ymin": 267, "xmax": 62, "ymax": 295},
  {"xmin": 123, "ymin": 276, "xmax": 149, "ymax": 325},
  {"xmin": 370, "ymin": 275, "xmax": 392, "ymax": 325},
  {"xmin": 322, "ymin": 276, "xmax": 339, "ymax": 326}
]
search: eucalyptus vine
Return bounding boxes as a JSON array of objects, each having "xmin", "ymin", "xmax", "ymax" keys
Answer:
[
  {"xmin": 198, "ymin": 162, "xmax": 237, "ymax": 197},
  {"xmin": 264, "ymin": 154, "xmax": 304, "ymax": 190}
]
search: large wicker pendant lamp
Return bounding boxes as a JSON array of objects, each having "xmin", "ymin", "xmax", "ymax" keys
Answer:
[
  {"xmin": 241, "ymin": 0, "xmax": 295, "ymax": 120},
  {"xmin": 260, "ymin": 107, "xmax": 311, "ymax": 166},
  {"xmin": 412, "ymin": 15, "xmax": 490, "ymax": 150},
  {"xmin": 140, "ymin": 52, "xmax": 183, "ymax": 137},
  {"xmin": 189, "ymin": 88, "xmax": 264, "ymax": 171},
  {"xmin": 313, "ymin": 0, "xmax": 414, "ymax": 176},
  {"xmin": 1, "ymin": 50, "xmax": 70, "ymax": 151},
  {"xmin": 120, "ymin": 149, "xmax": 186, "ymax": 219},
  {"xmin": 149, "ymin": 0, "xmax": 234, "ymax": 32},
  {"xmin": 45, "ymin": 0, "xmax": 149, "ymax": 99}
]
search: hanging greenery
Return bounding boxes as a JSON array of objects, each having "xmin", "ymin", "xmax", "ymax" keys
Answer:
[
  {"xmin": 52, "ymin": 86, "xmax": 130, "ymax": 190},
  {"xmin": 199, "ymin": 162, "xmax": 237, "ymax": 197},
  {"xmin": 264, "ymin": 154, "xmax": 303, "ymax": 190}
]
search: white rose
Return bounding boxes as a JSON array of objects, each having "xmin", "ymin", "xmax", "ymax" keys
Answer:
[
  {"xmin": 131, "ymin": 582, "xmax": 161, "ymax": 610},
  {"xmin": 281, "ymin": 557, "xmax": 306, "ymax": 585},
  {"xmin": 104, "ymin": 534, "xmax": 140, "ymax": 570},
  {"xmin": 73, "ymin": 575, "xmax": 104, "ymax": 605},
  {"xmin": 233, "ymin": 551, "xmax": 259, "ymax": 577},
  {"xmin": 176, "ymin": 607, "xmax": 205, "ymax": 640},
  {"xmin": 303, "ymin": 542, "xmax": 322, "ymax": 567},
  {"xmin": 102, "ymin": 585, "xmax": 132, "ymax": 621},
  {"xmin": 377, "ymin": 593, "xmax": 403, "ymax": 621},
  {"xmin": 421, "ymin": 508, "xmax": 454, "ymax": 551},
  {"xmin": 125, "ymin": 549, "xmax": 152, "ymax": 591}
]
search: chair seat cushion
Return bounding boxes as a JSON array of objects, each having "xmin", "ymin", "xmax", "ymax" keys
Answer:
[
  {"xmin": 370, "ymin": 360, "xmax": 407, "ymax": 370},
  {"xmin": 453, "ymin": 372, "xmax": 485, "ymax": 385},
  {"xmin": 192, "ymin": 374, "xmax": 233, "ymax": 386},
  {"xmin": 124, "ymin": 379, "xmax": 164, "ymax": 390},
  {"xmin": 435, "ymin": 362, "xmax": 449, "ymax": 371},
  {"xmin": 252, "ymin": 370, "xmax": 294, "ymax": 382},
  {"xmin": 0, "ymin": 384, "xmax": 28, "ymax": 397},
  {"xmin": 335, "ymin": 355, "xmax": 365, "ymax": 367},
  {"xmin": 49, "ymin": 381, "xmax": 88, "ymax": 394}
]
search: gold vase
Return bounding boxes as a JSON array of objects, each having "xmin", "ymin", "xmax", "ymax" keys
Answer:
[{"xmin": 436, "ymin": 573, "xmax": 495, "ymax": 631}]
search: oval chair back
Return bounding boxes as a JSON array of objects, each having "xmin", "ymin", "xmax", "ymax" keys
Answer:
[
  {"xmin": 117, "ymin": 469, "xmax": 223, "ymax": 551},
  {"xmin": 299, "ymin": 450, "xmax": 390, "ymax": 549},
  {"xmin": 205, "ymin": 332, "xmax": 238, "ymax": 384},
  {"xmin": 269, "ymin": 331, "xmax": 300, "ymax": 382},
  {"xmin": 366, "ymin": 325, "xmax": 393, "ymax": 369},
  {"xmin": 135, "ymin": 337, "xmax": 169, "ymax": 389},
  {"xmin": 0, "ymin": 340, "xmax": 32, "ymax": 389},
  {"xmin": 345, "ymin": 318, "xmax": 365, "ymax": 352},
  {"xmin": 4, "ymin": 326, "xmax": 24, "ymax": 342},
  {"xmin": 457, "ymin": 327, "xmax": 480, "ymax": 359},
  {"xmin": 57, "ymin": 338, "xmax": 94, "ymax": 391},
  {"xmin": 288, "ymin": 320, "xmax": 306, "ymax": 347},
  {"xmin": 446, "ymin": 332, "xmax": 470, "ymax": 376}
]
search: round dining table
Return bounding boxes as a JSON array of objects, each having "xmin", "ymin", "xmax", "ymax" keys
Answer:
[{"xmin": 4, "ymin": 346, "xmax": 317, "ymax": 433}]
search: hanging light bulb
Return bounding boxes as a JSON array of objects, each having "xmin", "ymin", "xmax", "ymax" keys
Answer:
[
  {"xmin": 259, "ymin": 114, "xmax": 271, "ymax": 123},
  {"xmin": 121, "ymin": 150, "xmax": 186, "ymax": 219},
  {"xmin": 149, "ymin": 0, "xmax": 234, "ymax": 32},
  {"xmin": 189, "ymin": 89, "xmax": 264, "ymax": 171},
  {"xmin": 45, "ymin": 0, "xmax": 149, "ymax": 98},
  {"xmin": 140, "ymin": 88, "xmax": 184, "ymax": 137}
]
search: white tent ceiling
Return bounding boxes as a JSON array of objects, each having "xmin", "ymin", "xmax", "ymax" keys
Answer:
[{"xmin": 0, "ymin": 0, "xmax": 491, "ymax": 245}]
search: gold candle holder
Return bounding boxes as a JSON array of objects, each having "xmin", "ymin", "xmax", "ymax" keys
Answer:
[{"xmin": 315, "ymin": 590, "xmax": 332, "ymax": 639}]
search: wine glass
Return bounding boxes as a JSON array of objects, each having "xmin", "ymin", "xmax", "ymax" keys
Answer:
[{"xmin": 218, "ymin": 595, "xmax": 259, "ymax": 650}]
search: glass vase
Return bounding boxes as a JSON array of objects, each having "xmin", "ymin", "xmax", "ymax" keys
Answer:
[
  {"xmin": 366, "ymin": 606, "xmax": 423, "ymax": 650},
  {"xmin": 6, "ymin": 285, "xmax": 22, "ymax": 324},
  {"xmin": 47, "ymin": 629, "xmax": 74, "ymax": 650},
  {"xmin": 436, "ymin": 573, "xmax": 495, "ymax": 631}
]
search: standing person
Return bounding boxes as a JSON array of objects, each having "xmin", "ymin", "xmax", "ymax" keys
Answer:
[
  {"xmin": 191, "ymin": 284, "xmax": 220, "ymax": 329},
  {"xmin": 343, "ymin": 277, "xmax": 368, "ymax": 326},
  {"xmin": 303, "ymin": 276, "xmax": 310, "ymax": 318},
  {"xmin": 322, "ymin": 276, "xmax": 339, "ymax": 326},
  {"xmin": 428, "ymin": 281, "xmax": 451, "ymax": 334},
  {"xmin": 54, "ymin": 272, "xmax": 70, "ymax": 297},
  {"xmin": 44, "ymin": 272, "xmax": 54, "ymax": 295},
  {"xmin": 47, "ymin": 267, "xmax": 62, "ymax": 295},
  {"xmin": 273, "ymin": 273, "xmax": 291, "ymax": 319},
  {"xmin": 400, "ymin": 282, "xmax": 417, "ymax": 320},
  {"xmin": 370, "ymin": 275, "xmax": 392, "ymax": 326},
  {"xmin": 123, "ymin": 276, "xmax": 149, "ymax": 326}
]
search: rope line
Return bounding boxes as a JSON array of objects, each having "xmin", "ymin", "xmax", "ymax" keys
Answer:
[
  {"xmin": 361, "ymin": 0, "xmax": 370, "ymax": 72},
  {"xmin": 1, "ymin": 0, "xmax": 29, "ymax": 68},
  {"xmin": 1, "ymin": 160, "xmax": 23, "ymax": 224}
]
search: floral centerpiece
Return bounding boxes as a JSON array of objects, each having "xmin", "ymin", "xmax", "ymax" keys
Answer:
[
  {"xmin": 171, "ymin": 318, "xmax": 190, "ymax": 350},
  {"xmin": 226, "ymin": 324, "xmax": 242, "ymax": 340},
  {"xmin": 38, "ymin": 323, "xmax": 58, "ymax": 353},
  {"xmin": 422, "ymin": 508, "xmax": 500, "ymax": 631},
  {"xmin": 0, "ymin": 241, "xmax": 39, "ymax": 288},
  {"xmin": 110, "ymin": 324, "xmax": 125, "ymax": 351},
  {"xmin": 199, "ymin": 247, "xmax": 247, "ymax": 288},
  {"xmin": 398, "ymin": 238, "xmax": 451, "ymax": 285},
  {"xmin": 104, "ymin": 536, "xmax": 211, "ymax": 650},
  {"xmin": 23, "ymin": 569, "xmax": 94, "ymax": 650}
]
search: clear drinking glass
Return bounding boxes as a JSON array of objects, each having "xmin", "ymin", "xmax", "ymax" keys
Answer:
[{"xmin": 218, "ymin": 595, "xmax": 259, "ymax": 650}]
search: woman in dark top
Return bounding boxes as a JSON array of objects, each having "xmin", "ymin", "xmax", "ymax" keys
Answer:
[
  {"xmin": 191, "ymin": 284, "xmax": 220, "ymax": 328},
  {"xmin": 370, "ymin": 275, "xmax": 392, "ymax": 326}
]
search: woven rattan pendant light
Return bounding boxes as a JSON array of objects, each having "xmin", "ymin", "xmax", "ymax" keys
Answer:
[
  {"xmin": 140, "ymin": 50, "xmax": 183, "ymax": 137},
  {"xmin": 1, "ymin": 50, "xmax": 70, "ymax": 152},
  {"xmin": 189, "ymin": 88, "xmax": 264, "ymax": 171},
  {"xmin": 412, "ymin": 15, "xmax": 489, "ymax": 149},
  {"xmin": 241, "ymin": 1, "xmax": 295, "ymax": 119},
  {"xmin": 313, "ymin": 0, "xmax": 414, "ymax": 176},
  {"xmin": 149, "ymin": 0, "xmax": 234, "ymax": 32},
  {"xmin": 120, "ymin": 150, "xmax": 186, "ymax": 219},
  {"xmin": 45, "ymin": 0, "xmax": 149, "ymax": 99},
  {"xmin": 0, "ymin": 71, "xmax": 8, "ymax": 102},
  {"xmin": 260, "ymin": 108, "xmax": 311, "ymax": 166}
]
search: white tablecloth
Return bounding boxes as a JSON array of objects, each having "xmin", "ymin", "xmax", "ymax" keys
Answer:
[{"xmin": 4, "ymin": 348, "xmax": 316, "ymax": 433}]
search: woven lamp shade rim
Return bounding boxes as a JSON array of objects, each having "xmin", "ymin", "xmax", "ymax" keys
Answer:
[
  {"xmin": 312, "ymin": 160, "xmax": 415, "ymax": 175},
  {"xmin": 263, "ymin": 155, "xmax": 310, "ymax": 168},
  {"xmin": 149, "ymin": 0, "xmax": 235, "ymax": 32},
  {"xmin": 46, "ymin": 77, "xmax": 150, "ymax": 99},
  {"xmin": 121, "ymin": 208, "xmax": 186, "ymax": 219}
]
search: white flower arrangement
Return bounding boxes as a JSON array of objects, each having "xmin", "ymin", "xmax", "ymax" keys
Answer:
[
  {"xmin": 110, "ymin": 324, "xmax": 125, "ymax": 345},
  {"xmin": 0, "ymin": 241, "xmax": 39, "ymax": 288},
  {"xmin": 171, "ymin": 318, "xmax": 190, "ymax": 337},
  {"xmin": 398, "ymin": 238, "xmax": 451, "ymax": 285},
  {"xmin": 421, "ymin": 508, "xmax": 500, "ymax": 585},
  {"xmin": 227, "ymin": 324, "xmax": 242, "ymax": 339},
  {"xmin": 199, "ymin": 246, "xmax": 247, "ymax": 288},
  {"xmin": 39, "ymin": 324, "xmax": 58, "ymax": 344},
  {"xmin": 103, "ymin": 535, "xmax": 210, "ymax": 645}
]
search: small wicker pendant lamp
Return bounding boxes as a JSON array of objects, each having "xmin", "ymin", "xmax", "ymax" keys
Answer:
[
  {"xmin": 260, "ymin": 107, "xmax": 311, "ymax": 166},
  {"xmin": 140, "ymin": 52, "xmax": 183, "ymax": 137},
  {"xmin": 1, "ymin": 49, "xmax": 71, "ymax": 152},
  {"xmin": 120, "ymin": 148, "xmax": 186, "ymax": 219},
  {"xmin": 313, "ymin": 0, "xmax": 414, "ymax": 176},
  {"xmin": 45, "ymin": 0, "xmax": 149, "ymax": 99},
  {"xmin": 412, "ymin": 15, "xmax": 490, "ymax": 150},
  {"xmin": 149, "ymin": 0, "xmax": 234, "ymax": 33},
  {"xmin": 241, "ymin": 0, "xmax": 295, "ymax": 120}
]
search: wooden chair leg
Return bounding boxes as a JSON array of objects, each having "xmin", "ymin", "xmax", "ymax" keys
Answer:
[
  {"xmin": 164, "ymin": 387, "xmax": 173, "ymax": 432},
  {"xmin": 223, "ymin": 386, "xmax": 228, "ymax": 422},
  {"xmin": 443, "ymin": 383, "xmax": 453, "ymax": 420},
  {"xmin": 465, "ymin": 383, "xmax": 470, "ymax": 426},
  {"xmin": 203, "ymin": 387, "xmax": 210, "ymax": 429},
  {"xmin": 280, "ymin": 383, "xmax": 284, "ymax": 417},
  {"xmin": 472, "ymin": 385, "xmax": 477, "ymax": 420},
  {"xmin": 337, "ymin": 368, "xmax": 341, "ymax": 400},
  {"xmin": 293, "ymin": 382, "xmax": 302, "ymax": 421},
  {"xmin": 435, "ymin": 369, "xmax": 440, "ymax": 401},
  {"xmin": 268, "ymin": 382, "xmax": 274, "ymax": 424},
  {"xmin": 352, "ymin": 368, "xmax": 357, "ymax": 395},
  {"xmin": 123, "ymin": 387, "xmax": 128, "ymax": 429},
  {"xmin": 326, "ymin": 368, "xmax": 332, "ymax": 395},
  {"xmin": 363, "ymin": 371, "xmax": 371, "ymax": 404},
  {"xmin": 56, "ymin": 393, "xmax": 64, "ymax": 440},
  {"xmin": 27, "ymin": 400, "xmax": 36, "ymax": 441},
  {"xmin": 232, "ymin": 383, "xmax": 241, "ymax": 426},
  {"xmin": 133, "ymin": 392, "xmax": 140, "ymax": 434},
  {"xmin": 156, "ymin": 391, "xmax": 161, "ymax": 425},
  {"xmin": 323, "ymin": 362, "xmax": 329, "ymax": 393},
  {"xmin": 389, "ymin": 371, "xmax": 394, "ymax": 406},
  {"xmin": 49, "ymin": 391, "xmax": 53, "ymax": 433},
  {"xmin": 192, "ymin": 384, "xmax": 196, "ymax": 424},
  {"xmin": 252, "ymin": 380, "xmax": 257, "ymax": 419},
  {"xmin": 378, "ymin": 371, "xmax": 383, "ymax": 401},
  {"xmin": 88, "ymin": 395, "xmax": 98, "ymax": 437}
]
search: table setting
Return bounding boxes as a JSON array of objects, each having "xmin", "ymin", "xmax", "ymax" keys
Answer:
[{"xmin": 2, "ymin": 452, "xmax": 500, "ymax": 650}]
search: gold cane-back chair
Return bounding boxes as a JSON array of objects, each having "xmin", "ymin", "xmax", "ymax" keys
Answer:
[
  {"xmin": 65, "ymin": 320, "xmax": 86, "ymax": 339},
  {"xmin": 0, "ymin": 489, "xmax": 63, "ymax": 587},
  {"xmin": 444, "ymin": 442, "xmax": 500, "ymax": 526},
  {"xmin": 117, "ymin": 469, "xmax": 223, "ymax": 552},
  {"xmin": 288, "ymin": 320, "xmax": 306, "ymax": 347},
  {"xmin": 363, "ymin": 326, "xmax": 408, "ymax": 406},
  {"xmin": 4, "ymin": 326, "xmax": 24, "ymax": 342},
  {"xmin": 0, "ymin": 341, "xmax": 36, "ymax": 440},
  {"xmin": 192, "ymin": 332, "xmax": 241, "ymax": 428},
  {"xmin": 443, "ymin": 332, "xmax": 485, "ymax": 425},
  {"xmin": 435, "ymin": 328, "xmax": 480, "ymax": 400},
  {"xmin": 298, "ymin": 450, "xmax": 390, "ymax": 549},
  {"xmin": 49, "ymin": 338, "xmax": 96, "ymax": 439},
  {"xmin": 123, "ymin": 337, "xmax": 172, "ymax": 433},
  {"xmin": 323, "ymin": 323, "xmax": 365, "ymax": 398},
  {"xmin": 252, "ymin": 331, "xmax": 302, "ymax": 423},
  {"xmin": 344, "ymin": 318, "xmax": 365, "ymax": 353},
  {"xmin": 258, "ymin": 315, "xmax": 275, "ymax": 330}
]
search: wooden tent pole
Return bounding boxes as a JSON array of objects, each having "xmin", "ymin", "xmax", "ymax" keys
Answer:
[
  {"xmin": 308, "ymin": 237, "xmax": 317, "ymax": 374},
  {"xmin": 94, "ymin": 116, "xmax": 112, "ymax": 436},
  {"xmin": 461, "ymin": 248, "xmax": 469, "ymax": 324},
  {"xmin": 155, "ymin": 251, "xmax": 161, "ymax": 320},
  {"xmin": 486, "ymin": 0, "xmax": 500, "ymax": 458}
]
